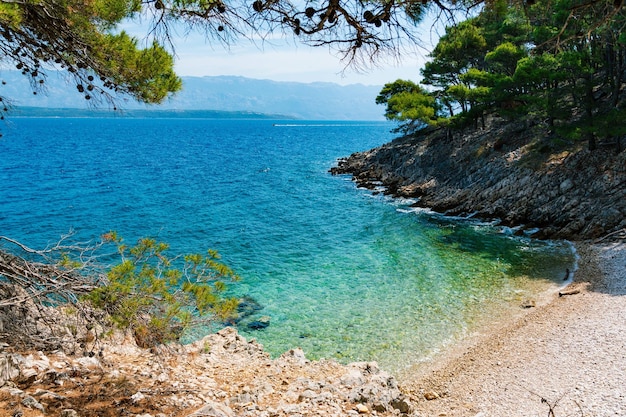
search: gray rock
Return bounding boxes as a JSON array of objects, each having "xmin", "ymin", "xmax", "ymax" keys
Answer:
[
  {"xmin": 228, "ymin": 392, "xmax": 254, "ymax": 406},
  {"xmin": 0, "ymin": 354, "xmax": 20, "ymax": 386},
  {"xmin": 21, "ymin": 395, "xmax": 45, "ymax": 412},
  {"xmin": 560, "ymin": 179, "xmax": 574, "ymax": 193},
  {"xmin": 341, "ymin": 368, "xmax": 365, "ymax": 387},
  {"xmin": 188, "ymin": 401, "xmax": 235, "ymax": 417},
  {"xmin": 391, "ymin": 394, "xmax": 412, "ymax": 413},
  {"xmin": 297, "ymin": 389, "xmax": 318, "ymax": 402},
  {"xmin": 2, "ymin": 386, "xmax": 24, "ymax": 397},
  {"xmin": 130, "ymin": 391, "xmax": 146, "ymax": 403},
  {"xmin": 247, "ymin": 316, "xmax": 270, "ymax": 330},
  {"xmin": 75, "ymin": 356, "xmax": 101, "ymax": 369},
  {"xmin": 280, "ymin": 348, "xmax": 308, "ymax": 365},
  {"xmin": 33, "ymin": 388, "xmax": 66, "ymax": 401}
]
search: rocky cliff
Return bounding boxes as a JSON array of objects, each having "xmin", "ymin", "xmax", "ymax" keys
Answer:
[{"xmin": 331, "ymin": 118, "xmax": 626, "ymax": 240}]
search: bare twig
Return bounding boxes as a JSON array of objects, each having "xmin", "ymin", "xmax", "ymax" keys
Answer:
[
  {"xmin": 512, "ymin": 383, "xmax": 584, "ymax": 417},
  {"xmin": 0, "ymin": 233, "xmax": 113, "ymax": 350}
]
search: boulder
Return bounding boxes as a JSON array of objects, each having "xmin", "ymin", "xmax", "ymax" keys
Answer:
[{"xmin": 236, "ymin": 296, "xmax": 264, "ymax": 321}]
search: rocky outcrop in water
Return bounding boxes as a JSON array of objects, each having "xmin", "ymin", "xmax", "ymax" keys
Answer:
[{"xmin": 331, "ymin": 119, "xmax": 626, "ymax": 240}]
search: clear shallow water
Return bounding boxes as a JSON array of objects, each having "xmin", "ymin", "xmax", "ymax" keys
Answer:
[{"xmin": 0, "ymin": 116, "xmax": 575, "ymax": 374}]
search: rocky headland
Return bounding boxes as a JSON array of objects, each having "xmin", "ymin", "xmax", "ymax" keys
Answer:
[{"xmin": 330, "ymin": 117, "xmax": 626, "ymax": 240}]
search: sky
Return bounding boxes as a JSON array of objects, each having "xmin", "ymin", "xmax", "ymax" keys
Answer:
[
  {"xmin": 170, "ymin": 34, "xmax": 432, "ymax": 86},
  {"xmin": 124, "ymin": 13, "xmax": 443, "ymax": 86}
]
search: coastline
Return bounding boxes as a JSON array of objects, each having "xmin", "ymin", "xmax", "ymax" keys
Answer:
[
  {"xmin": 398, "ymin": 239, "xmax": 626, "ymax": 417},
  {"xmin": 1, "ymin": 242, "xmax": 623, "ymax": 417}
]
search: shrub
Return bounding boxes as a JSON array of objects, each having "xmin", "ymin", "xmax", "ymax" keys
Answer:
[{"xmin": 85, "ymin": 232, "xmax": 239, "ymax": 347}]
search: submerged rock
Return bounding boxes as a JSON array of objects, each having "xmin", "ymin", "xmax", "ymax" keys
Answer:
[
  {"xmin": 236, "ymin": 296, "xmax": 264, "ymax": 322},
  {"xmin": 247, "ymin": 316, "xmax": 271, "ymax": 330}
]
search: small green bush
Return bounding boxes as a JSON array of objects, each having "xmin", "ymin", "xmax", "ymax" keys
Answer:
[{"xmin": 85, "ymin": 232, "xmax": 239, "ymax": 347}]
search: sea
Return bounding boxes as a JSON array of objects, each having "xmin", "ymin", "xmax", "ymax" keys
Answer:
[{"xmin": 0, "ymin": 115, "xmax": 576, "ymax": 375}]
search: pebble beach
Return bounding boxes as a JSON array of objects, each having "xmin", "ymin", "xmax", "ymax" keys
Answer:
[{"xmin": 401, "ymin": 240, "xmax": 626, "ymax": 417}]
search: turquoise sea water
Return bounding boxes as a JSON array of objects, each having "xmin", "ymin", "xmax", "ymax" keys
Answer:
[{"xmin": 0, "ymin": 116, "xmax": 575, "ymax": 374}]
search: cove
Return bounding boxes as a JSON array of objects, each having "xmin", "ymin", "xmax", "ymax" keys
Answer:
[{"xmin": 0, "ymin": 116, "xmax": 575, "ymax": 374}]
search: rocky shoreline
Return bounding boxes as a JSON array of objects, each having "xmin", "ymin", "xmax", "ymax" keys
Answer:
[
  {"xmin": 2, "ymin": 241, "xmax": 623, "ymax": 417},
  {"xmin": 330, "ymin": 118, "xmax": 626, "ymax": 240},
  {"xmin": 2, "ymin": 119, "xmax": 625, "ymax": 416},
  {"xmin": 0, "ymin": 327, "xmax": 411, "ymax": 417}
]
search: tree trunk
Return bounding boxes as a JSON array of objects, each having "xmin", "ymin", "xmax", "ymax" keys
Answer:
[{"xmin": 583, "ymin": 73, "xmax": 596, "ymax": 151}]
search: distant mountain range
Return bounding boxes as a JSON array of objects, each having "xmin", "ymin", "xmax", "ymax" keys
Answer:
[{"xmin": 0, "ymin": 72, "xmax": 385, "ymax": 120}]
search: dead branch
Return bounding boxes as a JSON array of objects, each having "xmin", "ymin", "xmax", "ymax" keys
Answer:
[
  {"xmin": 0, "ymin": 234, "xmax": 112, "ymax": 351},
  {"xmin": 595, "ymin": 228, "xmax": 626, "ymax": 243},
  {"xmin": 0, "ymin": 235, "xmax": 109, "ymax": 306},
  {"xmin": 558, "ymin": 288, "xmax": 581, "ymax": 297}
]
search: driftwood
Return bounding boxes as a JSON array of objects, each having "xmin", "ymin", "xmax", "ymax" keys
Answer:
[
  {"xmin": 595, "ymin": 228, "xmax": 626, "ymax": 243},
  {"xmin": 558, "ymin": 288, "xmax": 581, "ymax": 297}
]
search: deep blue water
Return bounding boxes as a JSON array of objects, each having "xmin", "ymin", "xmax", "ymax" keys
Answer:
[{"xmin": 0, "ymin": 116, "xmax": 574, "ymax": 374}]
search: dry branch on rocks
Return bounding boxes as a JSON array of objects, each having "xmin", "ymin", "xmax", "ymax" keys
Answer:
[
  {"xmin": 0, "ymin": 235, "xmax": 109, "ymax": 351},
  {"xmin": 0, "ymin": 239, "xmax": 103, "ymax": 307}
]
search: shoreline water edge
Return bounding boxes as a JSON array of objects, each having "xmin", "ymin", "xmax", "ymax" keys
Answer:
[
  {"xmin": 2, "ymin": 115, "xmax": 625, "ymax": 415},
  {"xmin": 2, "ymin": 241, "xmax": 622, "ymax": 417},
  {"xmin": 402, "ymin": 240, "xmax": 626, "ymax": 417}
]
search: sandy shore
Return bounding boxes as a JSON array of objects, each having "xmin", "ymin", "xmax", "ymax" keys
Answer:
[{"xmin": 399, "ymin": 240, "xmax": 626, "ymax": 417}]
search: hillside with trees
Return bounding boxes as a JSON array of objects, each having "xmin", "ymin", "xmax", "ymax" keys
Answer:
[
  {"xmin": 334, "ymin": 0, "xmax": 626, "ymax": 240},
  {"xmin": 376, "ymin": 0, "xmax": 626, "ymax": 152}
]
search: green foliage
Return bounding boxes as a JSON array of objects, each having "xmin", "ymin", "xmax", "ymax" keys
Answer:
[
  {"xmin": 421, "ymin": 18, "xmax": 488, "ymax": 90},
  {"xmin": 0, "ymin": 0, "xmax": 181, "ymax": 109},
  {"xmin": 94, "ymin": 0, "xmax": 142, "ymax": 27},
  {"xmin": 376, "ymin": 79, "xmax": 423, "ymax": 106},
  {"xmin": 594, "ymin": 108, "xmax": 626, "ymax": 138},
  {"xmin": 484, "ymin": 42, "xmax": 526, "ymax": 76},
  {"xmin": 0, "ymin": 3, "xmax": 22, "ymax": 27},
  {"xmin": 95, "ymin": 34, "xmax": 182, "ymax": 104},
  {"xmin": 376, "ymin": 79, "xmax": 443, "ymax": 133},
  {"xmin": 416, "ymin": 6, "xmax": 532, "ymax": 126},
  {"xmin": 379, "ymin": 0, "xmax": 626, "ymax": 152},
  {"xmin": 513, "ymin": 54, "xmax": 560, "ymax": 88},
  {"xmin": 85, "ymin": 233, "xmax": 239, "ymax": 347}
]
